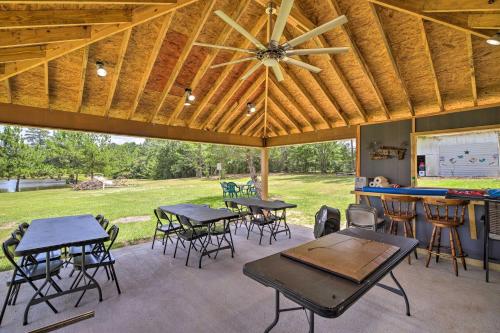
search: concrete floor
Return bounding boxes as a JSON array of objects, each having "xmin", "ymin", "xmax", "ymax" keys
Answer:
[{"xmin": 0, "ymin": 224, "xmax": 499, "ymax": 333}]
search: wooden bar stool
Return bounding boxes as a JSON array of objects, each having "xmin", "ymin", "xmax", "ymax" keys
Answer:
[
  {"xmin": 381, "ymin": 195, "xmax": 419, "ymax": 264},
  {"xmin": 422, "ymin": 198, "xmax": 468, "ymax": 276}
]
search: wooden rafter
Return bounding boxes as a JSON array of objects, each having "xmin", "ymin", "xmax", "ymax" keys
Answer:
[
  {"xmin": 266, "ymin": 112, "xmax": 286, "ymax": 136},
  {"xmin": 328, "ymin": 0, "xmax": 390, "ymax": 120},
  {"xmin": 419, "ymin": 19, "xmax": 443, "ymax": 111},
  {"xmin": 468, "ymin": 14, "xmax": 500, "ymax": 29},
  {"xmin": 127, "ymin": 13, "xmax": 173, "ymax": 119},
  {"xmin": 4, "ymin": 79, "xmax": 12, "ymax": 104},
  {"xmin": 0, "ymin": 26, "xmax": 91, "ymax": 48},
  {"xmin": 0, "ymin": 1, "xmax": 199, "ymax": 81},
  {"xmin": 267, "ymin": 94, "xmax": 303, "ymax": 133},
  {"xmin": 44, "ymin": 62, "xmax": 49, "ymax": 108},
  {"xmin": 367, "ymin": 0, "xmax": 490, "ymax": 39},
  {"xmin": 188, "ymin": 14, "xmax": 268, "ymax": 127},
  {"xmin": 150, "ymin": 0, "xmax": 216, "ymax": 123},
  {"xmin": 228, "ymin": 96, "xmax": 265, "ymax": 135},
  {"xmin": 167, "ymin": 0, "xmax": 251, "ymax": 125},
  {"xmin": 422, "ymin": 0, "xmax": 500, "ymax": 12},
  {"xmin": 466, "ymin": 33, "xmax": 478, "ymax": 106},
  {"xmin": 213, "ymin": 76, "xmax": 265, "ymax": 132},
  {"xmin": 0, "ymin": 45, "xmax": 46, "ymax": 63},
  {"xmin": 266, "ymin": 106, "xmax": 290, "ymax": 135},
  {"xmin": 0, "ymin": 1, "xmax": 177, "ymax": 4},
  {"xmin": 0, "ymin": 10, "xmax": 132, "ymax": 29},
  {"xmin": 104, "ymin": 28, "xmax": 131, "ymax": 116},
  {"xmin": 369, "ymin": 2, "xmax": 414, "ymax": 116},
  {"xmin": 242, "ymin": 112, "xmax": 264, "ymax": 136},
  {"xmin": 270, "ymin": 75, "xmax": 316, "ymax": 130},
  {"xmin": 76, "ymin": 46, "xmax": 89, "ymax": 112}
]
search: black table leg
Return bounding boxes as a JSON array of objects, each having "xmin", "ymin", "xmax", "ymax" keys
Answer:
[
  {"xmin": 75, "ymin": 244, "xmax": 103, "ymax": 307},
  {"xmin": 390, "ymin": 271, "xmax": 410, "ymax": 316},
  {"xmin": 264, "ymin": 290, "xmax": 280, "ymax": 333},
  {"xmin": 309, "ymin": 310, "xmax": 314, "ymax": 333}
]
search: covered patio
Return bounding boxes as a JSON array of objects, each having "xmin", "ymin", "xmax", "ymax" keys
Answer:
[{"xmin": 0, "ymin": 0, "xmax": 499, "ymax": 332}]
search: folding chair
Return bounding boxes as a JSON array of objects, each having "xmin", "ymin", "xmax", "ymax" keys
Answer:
[
  {"xmin": 152, "ymin": 208, "xmax": 182, "ymax": 254},
  {"xmin": 247, "ymin": 205, "xmax": 278, "ymax": 245},
  {"xmin": 173, "ymin": 215, "xmax": 209, "ymax": 268},
  {"xmin": 225, "ymin": 200, "xmax": 250, "ymax": 234},
  {"xmin": 209, "ymin": 209, "xmax": 236, "ymax": 258},
  {"xmin": 270, "ymin": 200, "xmax": 291, "ymax": 239}
]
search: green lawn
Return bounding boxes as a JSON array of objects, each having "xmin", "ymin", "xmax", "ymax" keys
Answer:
[
  {"xmin": 417, "ymin": 177, "xmax": 500, "ymax": 189},
  {"xmin": 0, "ymin": 174, "xmax": 355, "ymax": 271}
]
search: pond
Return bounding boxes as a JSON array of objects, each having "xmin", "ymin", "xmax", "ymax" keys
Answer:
[{"xmin": 0, "ymin": 179, "xmax": 70, "ymax": 193}]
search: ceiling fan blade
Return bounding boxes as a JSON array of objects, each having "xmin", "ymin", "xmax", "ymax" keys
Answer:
[
  {"xmin": 214, "ymin": 10, "xmax": 267, "ymax": 50},
  {"xmin": 194, "ymin": 42, "xmax": 256, "ymax": 54},
  {"xmin": 286, "ymin": 47, "xmax": 349, "ymax": 56},
  {"xmin": 271, "ymin": 0, "xmax": 294, "ymax": 43},
  {"xmin": 271, "ymin": 63, "xmax": 284, "ymax": 82},
  {"xmin": 284, "ymin": 15, "xmax": 348, "ymax": 48},
  {"xmin": 282, "ymin": 57, "xmax": 322, "ymax": 73},
  {"xmin": 241, "ymin": 62, "xmax": 263, "ymax": 80},
  {"xmin": 211, "ymin": 57, "xmax": 257, "ymax": 69}
]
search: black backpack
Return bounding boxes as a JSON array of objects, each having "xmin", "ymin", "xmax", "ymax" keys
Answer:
[{"xmin": 313, "ymin": 205, "xmax": 341, "ymax": 239}]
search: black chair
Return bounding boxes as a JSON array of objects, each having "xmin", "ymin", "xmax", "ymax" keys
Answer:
[
  {"xmin": 247, "ymin": 205, "xmax": 278, "ymax": 245},
  {"xmin": 1, "ymin": 237, "xmax": 64, "ymax": 326},
  {"xmin": 209, "ymin": 209, "xmax": 236, "ymax": 258},
  {"xmin": 152, "ymin": 208, "xmax": 182, "ymax": 255},
  {"xmin": 270, "ymin": 200, "xmax": 291, "ymax": 239},
  {"xmin": 225, "ymin": 200, "xmax": 250, "ymax": 234},
  {"xmin": 173, "ymin": 215, "xmax": 209, "ymax": 268},
  {"xmin": 12, "ymin": 228, "xmax": 61, "ymax": 266},
  {"xmin": 68, "ymin": 219, "xmax": 110, "ymax": 258},
  {"xmin": 485, "ymin": 201, "xmax": 500, "ymax": 282},
  {"xmin": 70, "ymin": 224, "xmax": 121, "ymax": 307},
  {"xmin": 346, "ymin": 204, "xmax": 386, "ymax": 232}
]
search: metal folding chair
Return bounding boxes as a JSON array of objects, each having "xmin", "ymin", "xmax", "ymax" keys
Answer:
[
  {"xmin": 173, "ymin": 215, "xmax": 209, "ymax": 268},
  {"xmin": 248, "ymin": 205, "xmax": 278, "ymax": 245},
  {"xmin": 152, "ymin": 208, "xmax": 183, "ymax": 255}
]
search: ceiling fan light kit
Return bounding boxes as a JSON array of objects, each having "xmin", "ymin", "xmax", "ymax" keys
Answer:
[{"xmin": 194, "ymin": 0, "xmax": 350, "ymax": 82}]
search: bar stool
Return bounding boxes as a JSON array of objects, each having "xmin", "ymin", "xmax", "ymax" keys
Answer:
[
  {"xmin": 381, "ymin": 195, "xmax": 419, "ymax": 264},
  {"xmin": 422, "ymin": 198, "xmax": 468, "ymax": 276}
]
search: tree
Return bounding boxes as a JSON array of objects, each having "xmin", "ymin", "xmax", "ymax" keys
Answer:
[{"xmin": 0, "ymin": 126, "xmax": 35, "ymax": 191}]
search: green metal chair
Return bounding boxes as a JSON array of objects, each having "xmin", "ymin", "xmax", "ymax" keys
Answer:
[
  {"xmin": 225, "ymin": 182, "xmax": 241, "ymax": 198},
  {"xmin": 246, "ymin": 180, "xmax": 257, "ymax": 197},
  {"xmin": 220, "ymin": 182, "xmax": 228, "ymax": 197}
]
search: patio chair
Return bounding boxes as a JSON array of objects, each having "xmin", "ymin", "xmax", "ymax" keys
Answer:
[
  {"xmin": 11, "ymin": 228, "xmax": 61, "ymax": 266},
  {"xmin": 208, "ymin": 209, "xmax": 236, "ymax": 258},
  {"xmin": 69, "ymin": 219, "xmax": 110, "ymax": 258},
  {"xmin": 220, "ymin": 182, "xmax": 229, "ymax": 197},
  {"xmin": 225, "ymin": 182, "xmax": 241, "ymax": 198},
  {"xmin": 270, "ymin": 200, "xmax": 291, "ymax": 239},
  {"xmin": 152, "ymin": 208, "xmax": 182, "ymax": 255},
  {"xmin": 70, "ymin": 224, "xmax": 121, "ymax": 307},
  {"xmin": 173, "ymin": 215, "xmax": 209, "ymax": 268},
  {"xmin": 245, "ymin": 180, "xmax": 257, "ymax": 197},
  {"xmin": 346, "ymin": 204, "xmax": 385, "ymax": 232},
  {"xmin": 225, "ymin": 200, "xmax": 250, "ymax": 234},
  {"xmin": 95, "ymin": 214, "xmax": 105, "ymax": 224},
  {"xmin": 1, "ymin": 237, "xmax": 64, "ymax": 326},
  {"xmin": 247, "ymin": 205, "xmax": 278, "ymax": 245}
]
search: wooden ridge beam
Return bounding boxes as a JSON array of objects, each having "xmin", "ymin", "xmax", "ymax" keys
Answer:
[
  {"xmin": 150, "ymin": 0, "xmax": 216, "ymax": 123},
  {"xmin": 466, "ymin": 33, "xmax": 477, "ymax": 106},
  {"xmin": 419, "ymin": 19, "xmax": 443, "ymax": 111},
  {"xmin": 0, "ymin": 26, "xmax": 91, "ymax": 48},
  {"xmin": 0, "ymin": 9, "xmax": 132, "ymax": 29},
  {"xmin": 267, "ymin": 94, "xmax": 303, "ymax": 133},
  {"xmin": 167, "ymin": 0, "xmax": 251, "ymax": 125},
  {"xmin": 270, "ymin": 75, "xmax": 316, "ymax": 130},
  {"xmin": 0, "ymin": 45, "xmax": 46, "ymax": 63},
  {"xmin": 469, "ymin": 14, "xmax": 500, "ymax": 29},
  {"xmin": 229, "ymin": 97, "xmax": 265, "ymax": 135},
  {"xmin": 0, "ymin": 1, "xmax": 199, "ymax": 81},
  {"xmin": 127, "ymin": 13, "xmax": 174, "ymax": 119},
  {"xmin": 214, "ymin": 79, "xmax": 264, "ymax": 132},
  {"xmin": 369, "ymin": 2, "xmax": 414, "ymax": 117},
  {"xmin": 76, "ymin": 46, "xmax": 89, "ymax": 112},
  {"xmin": 0, "ymin": 1, "xmax": 177, "ymax": 4},
  {"xmin": 188, "ymin": 14, "xmax": 268, "ymax": 127},
  {"xmin": 265, "ymin": 125, "xmax": 357, "ymax": 147},
  {"xmin": 423, "ymin": 0, "xmax": 500, "ymax": 13},
  {"xmin": 0, "ymin": 103, "xmax": 264, "ymax": 147},
  {"xmin": 104, "ymin": 28, "xmax": 131, "ymax": 116},
  {"xmin": 367, "ymin": 0, "xmax": 490, "ymax": 39}
]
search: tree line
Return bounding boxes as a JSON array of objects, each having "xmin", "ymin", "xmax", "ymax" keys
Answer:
[{"xmin": 0, "ymin": 126, "xmax": 355, "ymax": 191}]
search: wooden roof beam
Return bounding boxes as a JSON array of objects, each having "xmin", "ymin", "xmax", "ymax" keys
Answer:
[
  {"xmin": 0, "ymin": 45, "xmax": 46, "ymax": 63},
  {"xmin": 0, "ymin": 1, "xmax": 199, "ymax": 81},
  {"xmin": 266, "ymin": 106, "xmax": 290, "ymax": 135},
  {"xmin": 267, "ymin": 114, "xmax": 286, "ymax": 136},
  {"xmin": 44, "ymin": 62, "xmax": 49, "ymax": 108},
  {"xmin": 242, "ymin": 112, "xmax": 264, "ymax": 136},
  {"xmin": 0, "ymin": 1, "xmax": 177, "ymax": 4},
  {"xmin": 0, "ymin": 9, "xmax": 132, "ymax": 29},
  {"xmin": 167, "ymin": 0, "xmax": 251, "ymax": 125},
  {"xmin": 267, "ymin": 94, "xmax": 303, "ymax": 133},
  {"xmin": 265, "ymin": 125, "xmax": 356, "ymax": 147},
  {"xmin": 3, "ymin": 79, "xmax": 12, "ymax": 104},
  {"xmin": 214, "ymin": 78, "xmax": 265, "ymax": 132},
  {"xmin": 228, "ymin": 97, "xmax": 265, "ymax": 135},
  {"xmin": 104, "ymin": 28, "xmax": 131, "ymax": 116},
  {"xmin": 0, "ymin": 26, "xmax": 91, "ymax": 48},
  {"xmin": 217, "ymin": 92, "xmax": 265, "ymax": 134},
  {"xmin": 75, "ymin": 46, "xmax": 89, "ymax": 112},
  {"xmin": 419, "ymin": 19, "xmax": 443, "ymax": 111},
  {"xmin": 150, "ymin": 0, "xmax": 216, "ymax": 123},
  {"xmin": 127, "ymin": 13, "xmax": 173, "ymax": 119},
  {"xmin": 466, "ymin": 33, "xmax": 478, "ymax": 106},
  {"xmin": 187, "ymin": 14, "xmax": 268, "ymax": 127},
  {"xmin": 469, "ymin": 14, "xmax": 500, "ymax": 29},
  {"xmin": 422, "ymin": 0, "xmax": 500, "ymax": 12},
  {"xmin": 367, "ymin": 0, "xmax": 490, "ymax": 39},
  {"xmin": 369, "ymin": 2, "xmax": 414, "ymax": 117}
]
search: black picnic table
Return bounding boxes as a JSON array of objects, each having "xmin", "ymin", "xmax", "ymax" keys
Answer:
[
  {"xmin": 243, "ymin": 228, "xmax": 418, "ymax": 333},
  {"xmin": 15, "ymin": 214, "xmax": 109, "ymax": 325},
  {"xmin": 159, "ymin": 204, "xmax": 239, "ymax": 267}
]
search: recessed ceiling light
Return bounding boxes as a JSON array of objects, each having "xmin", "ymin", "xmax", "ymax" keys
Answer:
[
  {"xmin": 96, "ymin": 61, "xmax": 107, "ymax": 77},
  {"xmin": 486, "ymin": 32, "xmax": 500, "ymax": 46}
]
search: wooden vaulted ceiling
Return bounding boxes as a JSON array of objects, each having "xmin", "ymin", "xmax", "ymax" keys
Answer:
[{"xmin": 0, "ymin": 0, "xmax": 500, "ymax": 147}]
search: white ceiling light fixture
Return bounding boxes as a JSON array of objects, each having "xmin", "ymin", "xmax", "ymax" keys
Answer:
[
  {"xmin": 96, "ymin": 61, "xmax": 107, "ymax": 77},
  {"xmin": 486, "ymin": 32, "xmax": 500, "ymax": 46},
  {"xmin": 184, "ymin": 88, "xmax": 195, "ymax": 106},
  {"xmin": 193, "ymin": 0, "xmax": 349, "ymax": 82},
  {"xmin": 247, "ymin": 102, "xmax": 256, "ymax": 113}
]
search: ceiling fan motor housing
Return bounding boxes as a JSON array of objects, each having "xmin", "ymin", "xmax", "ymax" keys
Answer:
[{"xmin": 257, "ymin": 47, "xmax": 286, "ymax": 66}]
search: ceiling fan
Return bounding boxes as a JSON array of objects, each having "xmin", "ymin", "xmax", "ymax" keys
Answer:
[{"xmin": 193, "ymin": 0, "xmax": 349, "ymax": 82}]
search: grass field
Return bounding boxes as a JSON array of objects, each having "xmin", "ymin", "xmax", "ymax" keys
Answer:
[{"xmin": 0, "ymin": 174, "xmax": 355, "ymax": 270}]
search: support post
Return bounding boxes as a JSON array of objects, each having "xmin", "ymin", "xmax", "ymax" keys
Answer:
[{"xmin": 261, "ymin": 147, "xmax": 269, "ymax": 200}]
